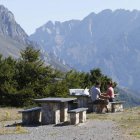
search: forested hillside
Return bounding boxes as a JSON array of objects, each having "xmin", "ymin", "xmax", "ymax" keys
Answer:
[{"xmin": 0, "ymin": 47, "xmax": 116, "ymax": 107}]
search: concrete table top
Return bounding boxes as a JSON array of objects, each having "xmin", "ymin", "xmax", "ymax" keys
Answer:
[{"xmin": 34, "ymin": 97, "xmax": 77, "ymax": 103}]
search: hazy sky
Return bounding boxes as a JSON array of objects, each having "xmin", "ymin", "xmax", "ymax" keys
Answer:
[{"xmin": 0, "ymin": 0, "xmax": 140, "ymax": 35}]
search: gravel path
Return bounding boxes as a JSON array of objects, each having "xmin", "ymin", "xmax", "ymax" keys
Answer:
[{"xmin": 0, "ymin": 119, "xmax": 136, "ymax": 140}]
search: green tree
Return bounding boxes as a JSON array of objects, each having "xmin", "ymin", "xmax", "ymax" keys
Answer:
[
  {"xmin": 65, "ymin": 70, "xmax": 86, "ymax": 89},
  {"xmin": 0, "ymin": 56, "xmax": 17, "ymax": 106},
  {"xmin": 14, "ymin": 46, "xmax": 51, "ymax": 105},
  {"xmin": 88, "ymin": 68, "xmax": 116, "ymax": 92}
]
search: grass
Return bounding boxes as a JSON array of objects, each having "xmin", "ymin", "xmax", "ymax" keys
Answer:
[
  {"xmin": 87, "ymin": 106, "xmax": 140, "ymax": 139},
  {"xmin": 0, "ymin": 107, "xmax": 21, "ymax": 121},
  {"xmin": 0, "ymin": 124, "xmax": 29, "ymax": 135},
  {"xmin": 0, "ymin": 107, "xmax": 28, "ymax": 135}
]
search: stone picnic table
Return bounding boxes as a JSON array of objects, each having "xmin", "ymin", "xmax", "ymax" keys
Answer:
[
  {"xmin": 34, "ymin": 97, "xmax": 77, "ymax": 125},
  {"xmin": 70, "ymin": 94, "xmax": 93, "ymax": 112},
  {"xmin": 73, "ymin": 95, "xmax": 91, "ymax": 108}
]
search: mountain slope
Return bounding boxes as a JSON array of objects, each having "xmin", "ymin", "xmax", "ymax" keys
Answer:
[
  {"xmin": 0, "ymin": 34, "xmax": 25, "ymax": 58},
  {"xmin": 0, "ymin": 5, "xmax": 70, "ymax": 72},
  {"xmin": 116, "ymin": 87, "xmax": 140, "ymax": 107},
  {"xmin": 0, "ymin": 5, "xmax": 28, "ymax": 58},
  {"xmin": 30, "ymin": 9, "xmax": 140, "ymax": 91}
]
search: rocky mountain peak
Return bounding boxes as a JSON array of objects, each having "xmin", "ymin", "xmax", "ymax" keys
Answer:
[
  {"xmin": 0, "ymin": 5, "xmax": 15, "ymax": 22},
  {"xmin": 0, "ymin": 5, "xmax": 28, "ymax": 44}
]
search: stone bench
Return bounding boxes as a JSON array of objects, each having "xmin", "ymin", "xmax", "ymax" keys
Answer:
[
  {"xmin": 92, "ymin": 104, "xmax": 106, "ymax": 113},
  {"xmin": 88, "ymin": 102, "xmax": 107, "ymax": 113},
  {"xmin": 18, "ymin": 107, "xmax": 41, "ymax": 125},
  {"xmin": 109, "ymin": 101, "xmax": 125, "ymax": 112},
  {"xmin": 88, "ymin": 100, "xmax": 125, "ymax": 113},
  {"xmin": 68, "ymin": 108, "xmax": 88, "ymax": 125}
]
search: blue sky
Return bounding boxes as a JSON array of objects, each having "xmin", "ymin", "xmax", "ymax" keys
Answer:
[{"xmin": 0, "ymin": 0, "xmax": 140, "ymax": 35}]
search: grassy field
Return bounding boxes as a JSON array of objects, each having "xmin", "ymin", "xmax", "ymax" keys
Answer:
[{"xmin": 88, "ymin": 106, "xmax": 140, "ymax": 139}]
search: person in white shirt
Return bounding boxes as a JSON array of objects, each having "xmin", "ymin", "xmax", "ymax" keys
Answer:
[
  {"xmin": 90, "ymin": 84, "xmax": 101, "ymax": 101},
  {"xmin": 90, "ymin": 81, "xmax": 109, "ymax": 112}
]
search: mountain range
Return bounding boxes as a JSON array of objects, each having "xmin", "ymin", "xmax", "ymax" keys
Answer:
[
  {"xmin": 0, "ymin": 5, "xmax": 70, "ymax": 72},
  {"xmin": 30, "ymin": 9, "xmax": 140, "ymax": 92}
]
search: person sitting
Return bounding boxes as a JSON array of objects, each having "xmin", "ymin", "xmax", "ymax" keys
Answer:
[
  {"xmin": 106, "ymin": 81, "xmax": 115, "ymax": 102},
  {"xmin": 90, "ymin": 81, "xmax": 109, "ymax": 113}
]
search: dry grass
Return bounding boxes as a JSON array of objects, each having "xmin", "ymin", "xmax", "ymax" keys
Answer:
[
  {"xmin": 0, "ymin": 107, "xmax": 22, "ymax": 121},
  {"xmin": 0, "ymin": 123, "xmax": 29, "ymax": 135},
  {"xmin": 0, "ymin": 107, "xmax": 28, "ymax": 135},
  {"xmin": 87, "ymin": 106, "xmax": 140, "ymax": 139}
]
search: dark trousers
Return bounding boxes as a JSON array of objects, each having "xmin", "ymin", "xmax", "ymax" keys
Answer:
[
  {"xmin": 93, "ymin": 99, "xmax": 108, "ymax": 105},
  {"xmin": 109, "ymin": 98, "xmax": 114, "ymax": 102}
]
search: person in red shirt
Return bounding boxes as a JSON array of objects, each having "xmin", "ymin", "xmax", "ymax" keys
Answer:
[{"xmin": 106, "ymin": 81, "xmax": 115, "ymax": 102}]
